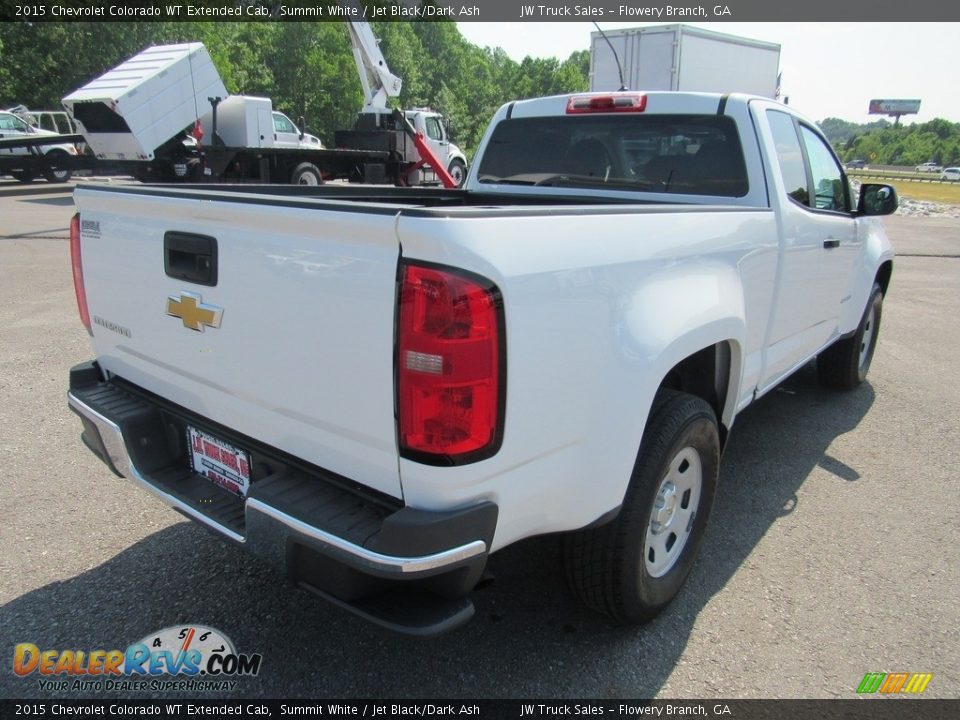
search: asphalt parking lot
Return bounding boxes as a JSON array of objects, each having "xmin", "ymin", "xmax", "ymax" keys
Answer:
[{"xmin": 0, "ymin": 178, "xmax": 957, "ymax": 700}]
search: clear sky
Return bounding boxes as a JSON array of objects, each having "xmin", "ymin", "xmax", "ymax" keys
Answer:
[{"xmin": 455, "ymin": 22, "xmax": 959, "ymax": 125}]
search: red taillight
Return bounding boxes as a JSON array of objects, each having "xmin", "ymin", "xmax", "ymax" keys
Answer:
[
  {"xmin": 397, "ymin": 263, "xmax": 504, "ymax": 464},
  {"xmin": 566, "ymin": 94, "xmax": 647, "ymax": 114},
  {"xmin": 70, "ymin": 213, "xmax": 91, "ymax": 335}
]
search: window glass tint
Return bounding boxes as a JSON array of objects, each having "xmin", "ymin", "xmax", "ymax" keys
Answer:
[
  {"xmin": 476, "ymin": 114, "xmax": 749, "ymax": 197},
  {"xmin": 800, "ymin": 126, "xmax": 847, "ymax": 212},
  {"xmin": 766, "ymin": 110, "xmax": 809, "ymax": 205},
  {"xmin": 424, "ymin": 117, "xmax": 443, "ymax": 141}
]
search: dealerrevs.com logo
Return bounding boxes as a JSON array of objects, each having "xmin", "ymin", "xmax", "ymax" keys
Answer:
[{"xmin": 13, "ymin": 625, "xmax": 262, "ymax": 693}]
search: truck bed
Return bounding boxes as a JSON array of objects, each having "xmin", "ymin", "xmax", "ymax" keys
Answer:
[{"xmin": 87, "ymin": 181, "xmax": 722, "ymax": 210}]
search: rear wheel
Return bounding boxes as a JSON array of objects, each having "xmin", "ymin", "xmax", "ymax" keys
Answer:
[
  {"xmin": 291, "ymin": 162, "xmax": 323, "ymax": 185},
  {"xmin": 564, "ymin": 390, "xmax": 720, "ymax": 623},
  {"xmin": 817, "ymin": 283, "xmax": 883, "ymax": 390},
  {"xmin": 43, "ymin": 149, "xmax": 72, "ymax": 183}
]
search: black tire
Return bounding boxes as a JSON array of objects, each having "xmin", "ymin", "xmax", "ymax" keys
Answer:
[
  {"xmin": 291, "ymin": 162, "xmax": 323, "ymax": 186},
  {"xmin": 11, "ymin": 170, "xmax": 34, "ymax": 183},
  {"xmin": 817, "ymin": 283, "xmax": 883, "ymax": 391},
  {"xmin": 564, "ymin": 389, "xmax": 720, "ymax": 624},
  {"xmin": 43, "ymin": 149, "xmax": 72, "ymax": 183},
  {"xmin": 447, "ymin": 159, "xmax": 467, "ymax": 188}
]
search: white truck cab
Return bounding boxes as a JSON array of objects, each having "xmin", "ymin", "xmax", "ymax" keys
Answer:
[
  {"xmin": 271, "ymin": 111, "xmax": 324, "ymax": 150},
  {"xmin": 404, "ymin": 109, "xmax": 467, "ymax": 186}
]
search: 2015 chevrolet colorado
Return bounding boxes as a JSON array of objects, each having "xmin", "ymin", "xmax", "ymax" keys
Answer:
[{"xmin": 67, "ymin": 92, "xmax": 896, "ymax": 634}]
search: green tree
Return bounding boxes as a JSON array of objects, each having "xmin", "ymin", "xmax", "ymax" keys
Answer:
[{"xmin": 0, "ymin": 16, "xmax": 593, "ymax": 160}]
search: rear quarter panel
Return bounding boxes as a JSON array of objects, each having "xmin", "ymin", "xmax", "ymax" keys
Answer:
[{"xmin": 396, "ymin": 205, "xmax": 778, "ymax": 550}]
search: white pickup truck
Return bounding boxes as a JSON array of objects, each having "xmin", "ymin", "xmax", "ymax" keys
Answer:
[{"xmin": 67, "ymin": 92, "xmax": 896, "ymax": 634}]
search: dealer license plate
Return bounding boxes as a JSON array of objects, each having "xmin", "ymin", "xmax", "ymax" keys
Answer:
[{"xmin": 187, "ymin": 426, "xmax": 251, "ymax": 498}]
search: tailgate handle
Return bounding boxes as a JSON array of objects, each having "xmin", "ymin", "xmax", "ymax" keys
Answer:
[{"xmin": 164, "ymin": 232, "xmax": 218, "ymax": 286}]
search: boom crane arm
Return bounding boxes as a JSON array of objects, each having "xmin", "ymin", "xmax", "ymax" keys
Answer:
[
  {"xmin": 343, "ymin": 1, "xmax": 402, "ymax": 113},
  {"xmin": 338, "ymin": 1, "xmax": 458, "ymax": 188}
]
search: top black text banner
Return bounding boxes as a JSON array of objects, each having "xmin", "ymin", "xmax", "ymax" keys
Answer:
[{"xmin": 2, "ymin": 0, "xmax": 960, "ymax": 22}]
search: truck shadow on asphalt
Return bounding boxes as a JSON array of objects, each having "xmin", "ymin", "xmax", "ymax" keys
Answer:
[{"xmin": 1, "ymin": 363, "xmax": 873, "ymax": 699}]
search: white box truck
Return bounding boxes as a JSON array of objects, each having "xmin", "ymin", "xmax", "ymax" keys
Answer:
[{"xmin": 590, "ymin": 25, "xmax": 781, "ymax": 98}]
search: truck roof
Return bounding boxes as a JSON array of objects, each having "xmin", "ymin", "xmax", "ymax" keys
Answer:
[{"xmin": 504, "ymin": 91, "xmax": 752, "ymax": 119}]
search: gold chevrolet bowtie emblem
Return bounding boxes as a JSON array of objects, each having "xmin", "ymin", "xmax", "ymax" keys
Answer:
[{"xmin": 166, "ymin": 292, "xmax": 223, "ymax": 332}]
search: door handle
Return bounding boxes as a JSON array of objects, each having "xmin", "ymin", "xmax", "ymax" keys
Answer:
[
  {"xmin": 165, "ymin": 232, "xmax": 218, "ymax": 286},
  {"xmin": 823, "ymin": 238, "xmax": 840, "ymax": 249}
]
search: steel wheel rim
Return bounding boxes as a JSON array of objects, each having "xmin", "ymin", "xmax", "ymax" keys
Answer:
[
  {"xmin": 450, "ymin": 164, "xmax": 464, "ymax": 186},
  {"xmin": 644, "ymin": 446, "xmax": 702, "ymax": 578},
  {"xmin": 297, "ymin": 172, "xmax": 319, "ymax": 186},
  {"xmin": 859, "ymin": 303, "xmax": 877, "ymax": 372}
]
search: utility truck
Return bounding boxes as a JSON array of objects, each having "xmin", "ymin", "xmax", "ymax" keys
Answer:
[
  {"xmin": 4, "ymin": 20, "xmax": 465, "ymax": 186},
  {"xmin": 67, "ymin": 90, "xmax": 896, "ymax": 635},
  {"xmin": 58, "ymin": 42, "xmax": 395, "ymax": 184}
]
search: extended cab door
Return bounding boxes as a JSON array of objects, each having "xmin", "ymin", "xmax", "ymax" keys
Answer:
[{"xmin": 757, "ymin": 106, "xmax": 860, "ymax": 390}]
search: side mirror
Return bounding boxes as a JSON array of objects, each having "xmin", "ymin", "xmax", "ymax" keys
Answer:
[
  {"xmin": 298, "ymin": 116, "xmax": 306, "ymax": 141},
  {"xmin": 857, "ymin": 183, "xmax": 898, "ymax": 216}
]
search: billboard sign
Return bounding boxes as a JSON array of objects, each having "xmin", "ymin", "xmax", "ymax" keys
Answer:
[{"xmin": 869, "ymin": 99, "xmax": 921, "ymax": 115}]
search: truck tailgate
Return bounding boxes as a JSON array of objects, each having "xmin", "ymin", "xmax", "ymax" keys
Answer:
[{"xmin": 73, "ymin": 186, "xmax": 403, "ymax": 499}]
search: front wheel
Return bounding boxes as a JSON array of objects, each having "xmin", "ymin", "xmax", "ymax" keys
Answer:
[
  {"xmin": 817, "ymin": 283, "xmax": 883, "ymax": 390},
  {"xmin": 447, "ymin": 159, "xmax": 467, "ymax": 188},
  {"xmin": 564, "ymin": 390, "xmax": 719, "ymax": 624},
  {"xmin": 43, "ymin": 149, "xmax": 72, "ymax": 183}
]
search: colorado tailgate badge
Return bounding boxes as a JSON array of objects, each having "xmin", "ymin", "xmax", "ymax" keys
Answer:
[{"xmin": 167, "ymin": 292, "xmax": 223, "ymax": 332}]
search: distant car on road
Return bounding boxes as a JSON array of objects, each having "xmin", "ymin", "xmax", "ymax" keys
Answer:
[
  {"xmin": 940, "ymin": 167, "xmax": 960, "ymax": 182},
  {"xmin": 845, "ymin": 159, "xmax": 867, "ymax": 169},
  {"xmin": 916, "ymin": 162, "xmax": 943, "ymax": 173}
]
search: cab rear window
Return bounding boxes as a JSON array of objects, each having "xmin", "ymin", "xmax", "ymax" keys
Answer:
[{"xmin": 477, "ymin": 114, "xmax": 748, "ymax": 197}]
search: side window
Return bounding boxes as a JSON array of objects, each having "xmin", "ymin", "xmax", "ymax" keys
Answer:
[
  {"xmin": 273, "ymin": 114, "xmax": 295, "ymax": 134},
  {"xmin": 767, "ymin": 110, "xmax": 809, "ymax": 206},
  {"xmin": 424, "ymin": 117, "xmax": 442, "ymax": 141},
  {"xmin": 800, "ymin": 126, "xmax": 848, "ymax": 212},
  {"xmin": 0, "ymin": 114, "xmax": 29, "ymax": 132}
]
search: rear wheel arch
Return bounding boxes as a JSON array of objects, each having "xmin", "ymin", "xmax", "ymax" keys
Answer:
[
  {"xmin": 875, "ymin": 260, "xmax": 893, "ymax": 297},
  {"xmin": 658, "ymin": 340, "xmax": 741, "ymax": 447}
]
